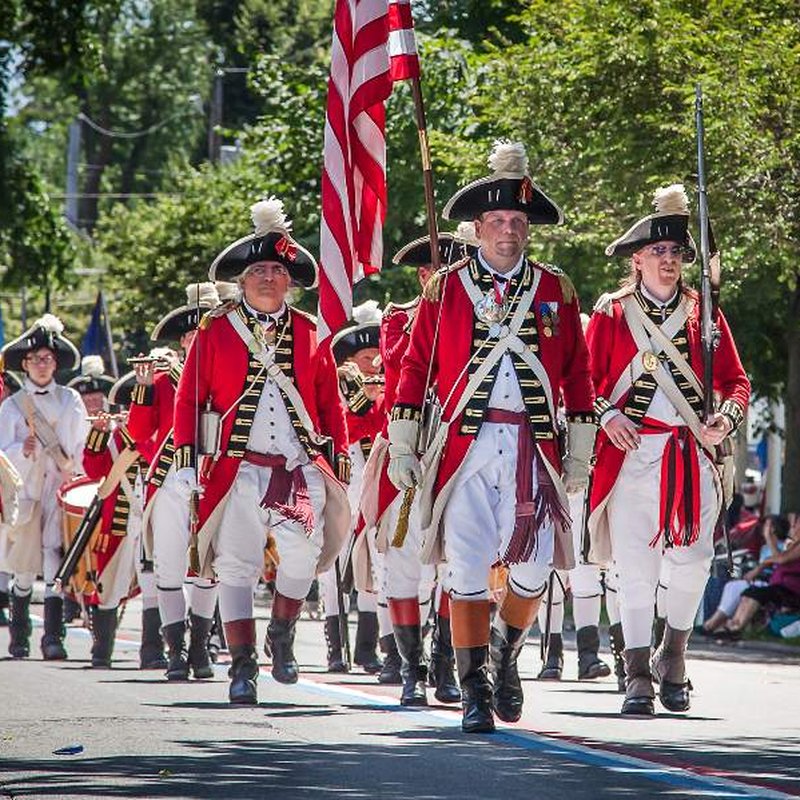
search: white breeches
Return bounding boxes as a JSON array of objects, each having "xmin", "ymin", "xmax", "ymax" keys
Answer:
[
  {"xmin": 443, "ymin": 422, "xmax": 553, "ymax": 600},
  {"xmin": 383, "ymin": 490, "xmax": 436, "ymax": 601},
  {"xmin": 213, "ymin": 461, "xmax": 325, "ymax": 601},
  {"xmin": 606, "ymin": 433, "xmax": 718, "ymax": 648}
]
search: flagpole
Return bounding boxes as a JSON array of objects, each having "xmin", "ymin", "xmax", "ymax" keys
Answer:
[
  {"xmin": 409, "ymin": 78, "xmax": 440, "ymax": 272},
  {"xmin": 99, "ymin": 290, "xmax": 119, "ymax": 378}
]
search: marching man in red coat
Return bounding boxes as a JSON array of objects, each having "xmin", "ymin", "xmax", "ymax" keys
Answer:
[
  {"xmin": 388, "ymin": 141, "xmax": 596, "ymax": 733},
  {"xmin": 173, "ymin": 198, "xmax": 350, "ymax": 705},
  {"xmin": 586, "ymin": 185, "xmax": 750, "ymax": 716},
  {"xmin": 129, "ymin": 283, "xmax": 221, "ymax": 681},
  {"xmin": 372, "ymin": 233, "xmax": 468, "ymax": 706}
]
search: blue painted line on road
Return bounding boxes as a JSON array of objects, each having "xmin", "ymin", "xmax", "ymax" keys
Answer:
[
  {"xmin": 60, "ymin": 623, "xmax": 793, "ymax": 800},
  {"xmin": 291, "ymin": 672, "xmax": 795, "ymax": 800}
]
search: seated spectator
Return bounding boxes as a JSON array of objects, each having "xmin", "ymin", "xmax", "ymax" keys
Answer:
[{"xmin": 697, "ymin": 515, "xmax": 789, "ymax": 637}]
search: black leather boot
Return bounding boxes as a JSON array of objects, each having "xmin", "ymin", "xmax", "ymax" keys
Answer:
[
  {"xmin": 188, "ymin": 613, "xmax": 214, "ymax": 679},
  {"xmin": 490, "ymin": 617, "xmax": 531, "ymax": 723},
  {"xmin": 652, "ymin": 616, "xmax": 666, "ymax": 649},
  {"xmin": 140, "ymin": 608, "xmax": 168, "ymax": 670},
  {"xmin": 41, "ymin": 596, "xmax": 68, "ymax": 660},
  {"xmin": 353, "ymin": 610, "xmax": 382, "ymax": 674},
  {"xmin": 456, "ymin": 646, "xmax": 495, "ymax": 733},
  {"xmin": 225, "ymin": 618, "xmax": 258, "ymax": 704},
  {"xmin": 608, "ymin": 622, "xmax": 626, "ymax": 693},
  {"xmin": 0, "ymin": 590, "xmax": 10, "ymax": 626},
  {"xmin": 577, "ymin": 625, "xmax": 612, "ymax": 680},
  {"xmin": 324, "ymin": 616, "xmax": 348, "ymax": 673},
  {"xmin": 651, "ymin": 625, "xmax": 692, "ymax": 712},
  {"xmin": 91, "ymin": 607, "xmax": 118, "ymax": 668},
  {"xmin": 377, "ymin": 634, "xmax": 402, "ymax": 685},
  {"xmin": 162, "ymin": 620, "xmax": 190, "ymax": 680},
  {"xmin": 394, "ymin": 623, "xmax": 428, "ymax": 706},
  {"xmin": 8, "ymin": 591, "xmax": 32, "ymax": 658},
  {"xmin": 228, "ymin": 644, "xmax": 259, "ymax": 705},
  {"xmin": 267, "ymin": 593, "xmax": 303, "ymax": 684},
  {"xmin": 537, "ymin": 632, "xmax": 564, "ymax": 680},
  {"xmin": 63, "ymin": 596, "xmax": 82, "ymax": 623},
  {"xmin": 430, "ymin": 613, "xmax": 460, "ymax": 704},
  {"xmin": 621, "ymin": 647, "xmax": 655, "ymax": 716}
]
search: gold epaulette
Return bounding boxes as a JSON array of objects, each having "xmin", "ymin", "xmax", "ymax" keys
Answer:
[
  {"xmin": 593, "ymin": 284, "xmax": 635, "ymax": 316},
  {"xmin": 422, "ymin": 256, "xmax": 470, "ymax": 302},
  {"xmin": 384, "ymin": 297, "xmax": 420, "ymax": 315},
  {"xmin": 201, "ymin": 300, "xmax": 239, "ymax": 328},
  {"xmin": 536, "ymin": 262, "xmax": 576, "ymax": 304}
]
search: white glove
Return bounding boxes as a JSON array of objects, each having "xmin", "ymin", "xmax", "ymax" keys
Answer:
[
  {"xmin": 174, "ymin": 467, "xmax": 203, "ymax": 500},
  {"xmin": 562, "ymin": 421, "xmax": 597, "ymax": 495},
  {"xmin": 387, "ymin": 417, "xmax": 422, "ymax": 491}
]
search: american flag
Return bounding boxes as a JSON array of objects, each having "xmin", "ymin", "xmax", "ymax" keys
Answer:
[{"xmin": 318, "ymin": 0, "xmax": 421, "ymax": 342}]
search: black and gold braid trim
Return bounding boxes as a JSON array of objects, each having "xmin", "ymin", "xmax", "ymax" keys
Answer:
[
  {"xmin": 86, "ymin": 428, "xmax": 111, "ymax": 453},
  {"xmin": 390, "ymin": 403, "xmax": 421, "ymax": 423},
  {"xmin": 119, "ymin": 426, "xmax": 136, "ymax": 449},
  {"xmin": 347, "ymin": 388, "xmax": 372, "ymax": 415},
  {"xmin": 174, "ymin": 444, "xmax": 195, "ymax": 471},
  {"xmin": 623, "ymin": 291, "xmax": 703, "ymax": 422},
  {"xmin": 131, "ymin": 383, "xmax": 153, "ymax": 406},
  {"xmin": 566, "ymin": 411, "xmax": 597, "ymax": 425},
  {"xmin": 594, "ymin": 396, "xmax": 615, "ymax": 419},
  {"xmin": 458, "ymin": 259, "xmax": 553, "ymax": 441},
  {"xmin": 168, "ymin": 362, "xmax": 183, "ymax": 388},
  {"xmin": 110, "ymin": 459, "xmax": 142, "ymax": 538},
  {"xmin": 149, "ymin": 436, "xmax": 176, "ymax": 489},
  {"xmin": 720, "ymin": 399, "xmax": 745, "ymax": 432}
]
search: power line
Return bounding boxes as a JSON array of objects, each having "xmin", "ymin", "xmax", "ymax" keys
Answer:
[{"xmin": 77, "ymin": 101, "xmax": 202, "ymax": 139}]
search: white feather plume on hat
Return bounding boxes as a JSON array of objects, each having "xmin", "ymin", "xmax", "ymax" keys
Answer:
[
  {"xmin": 215, "ymin": 281, "xmax": 241, "ymax": 302},
  {"xmin": 652, "ymin": 184, "xmax": 690, "ymax": 216},
  {"xmin": 250, "ymin": 197, "xmax": 292, "ymax": 237},
  {"xmin": 487, "ymin": 140, "xmax": 529, "ymax": 177},
  {"xmin": 454, "ymin": 221, "xmax": 480, "ymax": 246},
  {"xmin": 185, "ymin": 281, "xmax": 220, "ymax": 307},
  {"xmin": 352, "ymin": 299, "xmax": 382, "ymax": 326},
  {"xmin": 36, "ymin": 313, "xmax": 65, "ymax": 335},
  {"xmin": 81, "ymin": 355, "xmax": 105, "ymax": 377}
]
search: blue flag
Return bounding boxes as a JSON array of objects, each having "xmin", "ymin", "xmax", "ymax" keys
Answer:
[{"xmin": 82, "ymin": 291, "xmax": 105, "ymax": 356}]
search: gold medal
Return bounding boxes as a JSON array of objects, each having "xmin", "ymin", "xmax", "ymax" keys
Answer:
[
  {"xmin": 543, "ymin": 327, "xmax": 553, "ymax": 338},
  {"xmin": 642, "ymin": 351, "xmax": 659, "ymax": 372}
]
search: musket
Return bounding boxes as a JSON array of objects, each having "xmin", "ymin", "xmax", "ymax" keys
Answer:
[
  {"xmin": 695, "ymin": 85, "xmax": 733, "ymax": 573},
  {"xmin": 334, "ymin": 556, "xmax": 352, "ymax": 669},
  {"xmin": 188, "ymin": 283, "xmax": 202, "ymax": 575}
]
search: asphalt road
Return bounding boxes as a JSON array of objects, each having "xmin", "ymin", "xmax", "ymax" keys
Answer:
[{"xmin": 1, "ymin": 598, "xmax": 798, "ymax": 800}]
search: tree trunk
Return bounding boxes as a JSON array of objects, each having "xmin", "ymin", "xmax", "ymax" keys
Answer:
[
  {"xmin": 79, "ymin": 104, "xmax": 114, "ymax": 231},
  {"xmin": 781, "ymin": 278, "xmax": 800, "ymax": 513}
]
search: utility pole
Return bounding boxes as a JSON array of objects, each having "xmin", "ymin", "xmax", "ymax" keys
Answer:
[
  {"xmin": 65, "ymin": 119, "xmax": 82, "ymax": 228},
  {"xmin": 208, "ymin": 70, "xmax": 224, "ymax": 163}
]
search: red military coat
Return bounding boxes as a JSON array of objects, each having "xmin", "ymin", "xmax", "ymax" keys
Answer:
[
  {"xmin": 172, "ymin": 303, "xmax": 349, "ymax": 573},
  {"xmin": 393, "ymin": 257, "xmax": 594, "ymax": 562},
  {"xmin": 585, "ymin": 286, "xmax": 750, "ymax": 560},
  {"xmin": 127, "ymin": 365, "xmax": 180, "ymax": 506},
  {"xmin": 83, "ymin": 426, "xmax": 146, "ymax": 604}
]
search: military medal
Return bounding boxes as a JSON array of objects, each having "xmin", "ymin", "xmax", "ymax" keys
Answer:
[
  {"xmin": 475, "ymin": 275, "xmax": 510, "ymax": 329},
  {"xmin": 539, "ymin": 301, "xmax": 560, "ymax": 338},
  {"xmin": 642, "ymin": 350, "xmax": 659, "ymax": 372}
]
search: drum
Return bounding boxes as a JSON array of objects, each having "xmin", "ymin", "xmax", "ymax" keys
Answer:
[{"xmin": 57, "ymin": 477, "xmax": 102, "ymax": 601}]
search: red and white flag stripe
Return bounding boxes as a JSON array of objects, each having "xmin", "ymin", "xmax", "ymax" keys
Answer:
[
  {"xmin": 318, "ymin": 0, "xmax": 392, "ymax": 342},
  {"xmin": 318, "ymin": 0, "xmax": 422, "ymax": 342}
]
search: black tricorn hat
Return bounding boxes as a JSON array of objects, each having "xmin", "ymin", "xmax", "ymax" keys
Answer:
[
  {"xmin": 67, "ymin": 355, "xmax": 116, "ymax": 396},
  {"xmin": 151, "ymin": 282, "xmax": 220, "ymax": 342},
  {"xmin": 605, "ymin": 184, "xmax": 697, "ymax": 263},
  {"xmin": 392, "ymin": 231, "xmax": 470, "ymax": 268},
  {"xmin": 108, "ymin": 370, "xmax": 136, "ymax": 408},
  {"xmin": 332, "ymin": 300, "xmax": 382, "ymax": 363},
  {"xmin": 442, "ymin": 140, "xmax": 564, "ymax": 225},
  {"xmin": 2, "ymin": 371, "xmax": 22, "ymax": 395},
  {"xmin": 0, "ymin": 314, "xmax": 80, "ymax": 372},
  {"xmin": 208, "ymin": 198, "xmax": 318, "ymax": 288}
]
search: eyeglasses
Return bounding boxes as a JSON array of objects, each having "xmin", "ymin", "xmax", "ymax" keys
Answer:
[
  {"xmin": 245, "ymin": 264, "xmax": 288, "ymax": 278},
  {"xmin": 25, "ymin": 354, "xmax": 56, "ymax": 365},
  {"xmin": 647, "ymin": 244, "xmax": 686, "ymax": 258}
]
